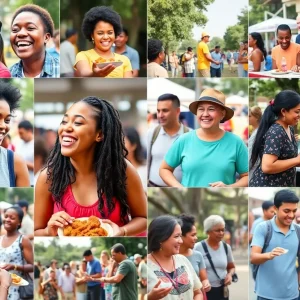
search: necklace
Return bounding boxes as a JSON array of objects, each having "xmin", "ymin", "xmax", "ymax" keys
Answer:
[{"xmin": 151, "ymin": 253, "xmax": 179, "ymax": 291}]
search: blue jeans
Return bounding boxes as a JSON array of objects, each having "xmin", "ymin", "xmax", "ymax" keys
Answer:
[
  {"xmin": 185, "ymin": 72, "xmax": 194, "ymax": 77},
  {"xmin": 210, "ymin": 67, "xmax": 221, "ymax": 77}
]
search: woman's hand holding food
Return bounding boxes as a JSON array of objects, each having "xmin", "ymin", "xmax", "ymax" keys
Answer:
[
  {"xmin": 101, "ymin": 219, "xmax": 123, "ymax": 236},
  {"xmin": 92, "ymin": 62, "xmax": 116, "ymax": 77},
  {"xmin": 47, "ymin": 211, "xmax": 74, "ymax": 236},
  {"xmin": 0, "ymin": 264, "xmax": 15, "ymax": 271}
]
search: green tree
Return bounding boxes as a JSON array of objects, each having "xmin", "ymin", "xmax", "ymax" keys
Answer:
[
  {"xmin": 12, "ymin": 0, "xmax": 60, "ymax": 29},
  {"xmin": 8, "ymin": 188, "xmax": 33, "ymax": 204},
  {"xmin": 209, "ymin": 37, "xmax": 225, "ymax": 51},
  {"xmin": 249, "ymin": 0, "xmax": 297, "ymax": 25},
  {"xmin": 179, "ymin": 39, "xmax": 198, "ymax": 52},
  {"xmin": 12, "ymin": 79, "xmax": 34, "ymax": 112},
  {"xmin": 237, "ymin": 7, "xmax": 248, "ymax": 41},
  {"xmin": 223, "ymin": 25, "xmax": 244, "ymax": 51},
  {"xmin": 148, "ymin": 0, "xmax": 214, "ymax": 51}
]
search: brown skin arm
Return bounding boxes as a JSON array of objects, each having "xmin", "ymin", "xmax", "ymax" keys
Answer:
[
  {"xmin": 272, "ymin": 59, "xmax": 277, "ymax": 70},
  {"xmin": 20, "ymin": 236, "xmax": 34, "ymax": 273},
  {"xmin": 34, "ymin": 169, "xmax": 54, "ymax": 236},
  {"xmin": 14, "ymin": 153, "xmax": 30, "ymax": 187},
  {"xmin": 122, "ymin": 160, "xmax": 147, "ymax": 235}
]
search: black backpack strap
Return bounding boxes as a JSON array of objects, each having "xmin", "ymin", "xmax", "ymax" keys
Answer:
[
  {"xmin": 262, "ymin": 220, "xmax": 273, "ymax": 253},
  {"xmin": 7, "ymin": 149, "xmax": 16, "ymax": 187},
  {"xmin": 201, "ymin": 240, "xmax": 221, "ymax": 280},
  {"xmin": 222, "ymin": 241, "xmax": 228, "ymax": 256}
]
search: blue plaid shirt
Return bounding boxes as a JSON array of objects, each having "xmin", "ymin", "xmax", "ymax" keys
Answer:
[{"xmin": 10, "ymin": 51, "xmax": 60, "ymax": 78}]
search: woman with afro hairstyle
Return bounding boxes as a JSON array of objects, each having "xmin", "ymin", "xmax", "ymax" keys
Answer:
[
  {"xmin": 10, "ymin": 4, "xmax": 59, "ymax": 78},
  {"xmin": 34, "ymin": 96, "xmax": 146, "ymax": 236},
  {"xmin": 0, "ymin": 80, "xmax": 30, "ymax": 187},
  {"xmin": 0, "ymin": 206, "xmax": 34, "ymax": 300},
  {"xmin": 74, "ymin": 6, "xmax": 133, "ymax": 78}
]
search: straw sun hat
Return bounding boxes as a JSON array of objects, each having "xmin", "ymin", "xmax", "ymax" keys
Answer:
[{"xmin": 189, "ymin": 88, "xmax": 234, "ymax": 122}]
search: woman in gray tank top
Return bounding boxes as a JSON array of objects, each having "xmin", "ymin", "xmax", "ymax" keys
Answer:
[{"xmin": 0, "ymin": 81, "xmax": 29, "ymax": 187}]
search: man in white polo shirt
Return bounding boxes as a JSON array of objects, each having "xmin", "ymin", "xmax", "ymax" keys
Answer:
[
  {"xmin": 147, "ymin": 93, "xmax": 190, "ymax": 187},
  {"xmin": 58, "ymin": 265, "xmax": 75, "ymax": 300}
]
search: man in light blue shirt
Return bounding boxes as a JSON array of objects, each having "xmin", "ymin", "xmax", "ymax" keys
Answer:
[
  {"xmin": 210, "ymin": 46, "xmax": 222, "ymax": 77},
  {"xmin": 113, "ymin": 28, "xmax": 140, "ymax": 77},
  {"xmin": 251, "ymin": 190, "xmax": 300, "ymax": 300},
  {"xmin": 250, "ymin": 200, "xmax": 275, "ymax": 243}
]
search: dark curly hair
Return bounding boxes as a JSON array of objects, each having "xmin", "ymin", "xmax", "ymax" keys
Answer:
[
  {"xmin": 0, "ymin": 80, "xmax": 21, "ymax": 113},
  {"xmin": 11, "ymin": 4, "xmax": 54, "ymax": 37},
  {"xmin": 44, "ymin": 96, "xmax": 130, "ymax": 223},
  {"xmin": 82, "ymin": 6, "xmax": 122, "ymax": 42},
  {"xmin": 148, "ymin": 39, "xmax": 163, "ymax": 61}
]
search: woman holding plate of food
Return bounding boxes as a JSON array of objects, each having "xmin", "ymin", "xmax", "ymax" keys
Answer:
[
  {"xmin": 0, "ymin": 206, "xmax": 34, "ymax": 300},
  {"xmin": 34, "ymin": 96, "xmax": 147, "ymax": 237},
  {"xmin": 74, "ymin": 6, "xmax": 132, "ymax": 78}
]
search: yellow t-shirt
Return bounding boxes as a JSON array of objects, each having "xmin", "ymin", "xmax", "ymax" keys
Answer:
[
  {"xmin": 74, "ymin": 49, "xmax": 132, "ymax": 78},
  {"xmin": 197, "ymin": 41, "xmax": 210, "ymax": 70}
]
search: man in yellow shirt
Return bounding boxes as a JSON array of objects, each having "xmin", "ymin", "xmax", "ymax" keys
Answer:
[{"xmin": 197, "ymin": 32, "xmax": 220, "ymax": 77}]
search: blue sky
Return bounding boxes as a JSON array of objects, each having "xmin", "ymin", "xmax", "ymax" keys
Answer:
[{"xmin": 193, "ymin": 0, "xmax": 248, "ymax": 40}]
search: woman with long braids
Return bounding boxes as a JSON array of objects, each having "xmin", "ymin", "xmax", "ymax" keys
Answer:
[
  {"xmin": 148, "ymin": 215, "xmax": 203, "ymax": 300},
  {"xmin": 34, "ymin": 96, "xmax": 147, "ymax": 236},
  {"xmin": 0, "ymin": 206, "xmax": 34, "ymax": 300},
  {"xmin": 248, "ymin": 32, "xmax": 266, "ymax": 72},
  {"xmin": 250, "ymin": 90, "xmax": 300, "ymax": 187}
]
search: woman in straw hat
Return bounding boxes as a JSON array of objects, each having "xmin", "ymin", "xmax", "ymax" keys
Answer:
[
  {"xmin": 250, "ymin": 90, "xmax": 300, "ymax": 187},
  {"xmin": 159, "ymin": 88, "xmax": 248, "ymax": 187}
]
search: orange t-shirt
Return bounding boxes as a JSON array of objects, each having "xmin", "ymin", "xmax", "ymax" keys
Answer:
[{"xmin": 271, "ymin": 42, "xmax": 300, "ymax": 70}]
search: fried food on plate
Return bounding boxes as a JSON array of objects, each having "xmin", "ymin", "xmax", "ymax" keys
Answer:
[
  {"xmin": 63, "ymin": 216, "xmax": 108, "ymax": 236},
  {"xmin": 11, "ymin": 273, "xmax": 22, "ymax": 284},
  {"xmin": 95, "ymin": 57, "xmax": 115, "ymax": 63}
]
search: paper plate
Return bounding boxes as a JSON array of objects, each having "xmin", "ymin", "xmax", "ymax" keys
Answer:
[
  {"xmin": 11, "ymin": 274, "xmax": 29, "ymax": 286},
  {"xmin": 290, "ymin": 71, "xmax": 300, "ymax": 76},
  {"xmin": 270, "ymin": 70, "xmax": 291, "ymax": 75},
  {"xmin": 96, "ymin": 61, "xmax": 123, "ymax": 68},
  {"xmin": 57, "ymin": 217, "xmax": 113, "ymax": 237}
]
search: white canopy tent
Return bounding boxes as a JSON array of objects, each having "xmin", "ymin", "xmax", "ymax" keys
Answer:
[
  {"xmin": 249, "ymin": 16, "xmax": 297, "ymax": 33},
  {"xmin": 147, "ymin": 78, "xmax": 195, "ymax": 113}
]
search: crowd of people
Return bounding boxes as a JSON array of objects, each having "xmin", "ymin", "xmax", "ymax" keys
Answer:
[
  {"xmin": 147, "ymin": 33, "xmax": 249, "ymax": 78},
  {"xmin": 0, "ymin": 4, "xmax": 142, "ymax": 78},
  {"xmin": 34, "ymin": 244, "xmax": 146, "ymax": 300}
]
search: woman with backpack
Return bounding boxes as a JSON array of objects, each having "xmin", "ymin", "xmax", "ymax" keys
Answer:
[{"xmin": 195, "ymin": 215, "xmax": 236, "ymax": 300}]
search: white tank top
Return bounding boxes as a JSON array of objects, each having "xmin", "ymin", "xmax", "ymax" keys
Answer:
[{"xmin": 0, "ymin": 146, "xmax": 11, "ymax": 187}]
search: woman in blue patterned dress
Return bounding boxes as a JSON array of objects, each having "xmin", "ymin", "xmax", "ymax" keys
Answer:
[
  {"xmin": 0, "ymin": 206, "xmax": 33, "ymax": 299},
  {"xmin": 250, "ymin": 90, "xmax": 300, "ymax": 187}
]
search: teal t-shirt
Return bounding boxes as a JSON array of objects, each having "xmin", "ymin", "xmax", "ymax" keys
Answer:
[
  {"xmin": 112, "ymin": 259, "xmax": 138, "ymax": 300},
  {"xmin": 164, "ymin": 130, "xmax": 248, "ymax": 187}
]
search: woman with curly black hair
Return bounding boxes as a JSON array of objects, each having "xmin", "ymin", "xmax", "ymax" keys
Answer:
[
  {"xmin": 248, "ymin": 32, "xmax": 267, "ymax": 72},
  {"xmin": 74, "ymin": 6, "xmax": 132, "ymax": 78},
  {"xmin": 10, "ymin": 4, "xmax": 59, "ymax": 78},
  {"xmin": 0, "ymin": 206, "xmax": 34, "ymax": 300},
  {"xmin": 34, "ymin": 96, "xmax": 146, "ymax": 236},
  {"xmin": 0, "ymin": 81, "xmax": 30, "ymax": 187}
]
